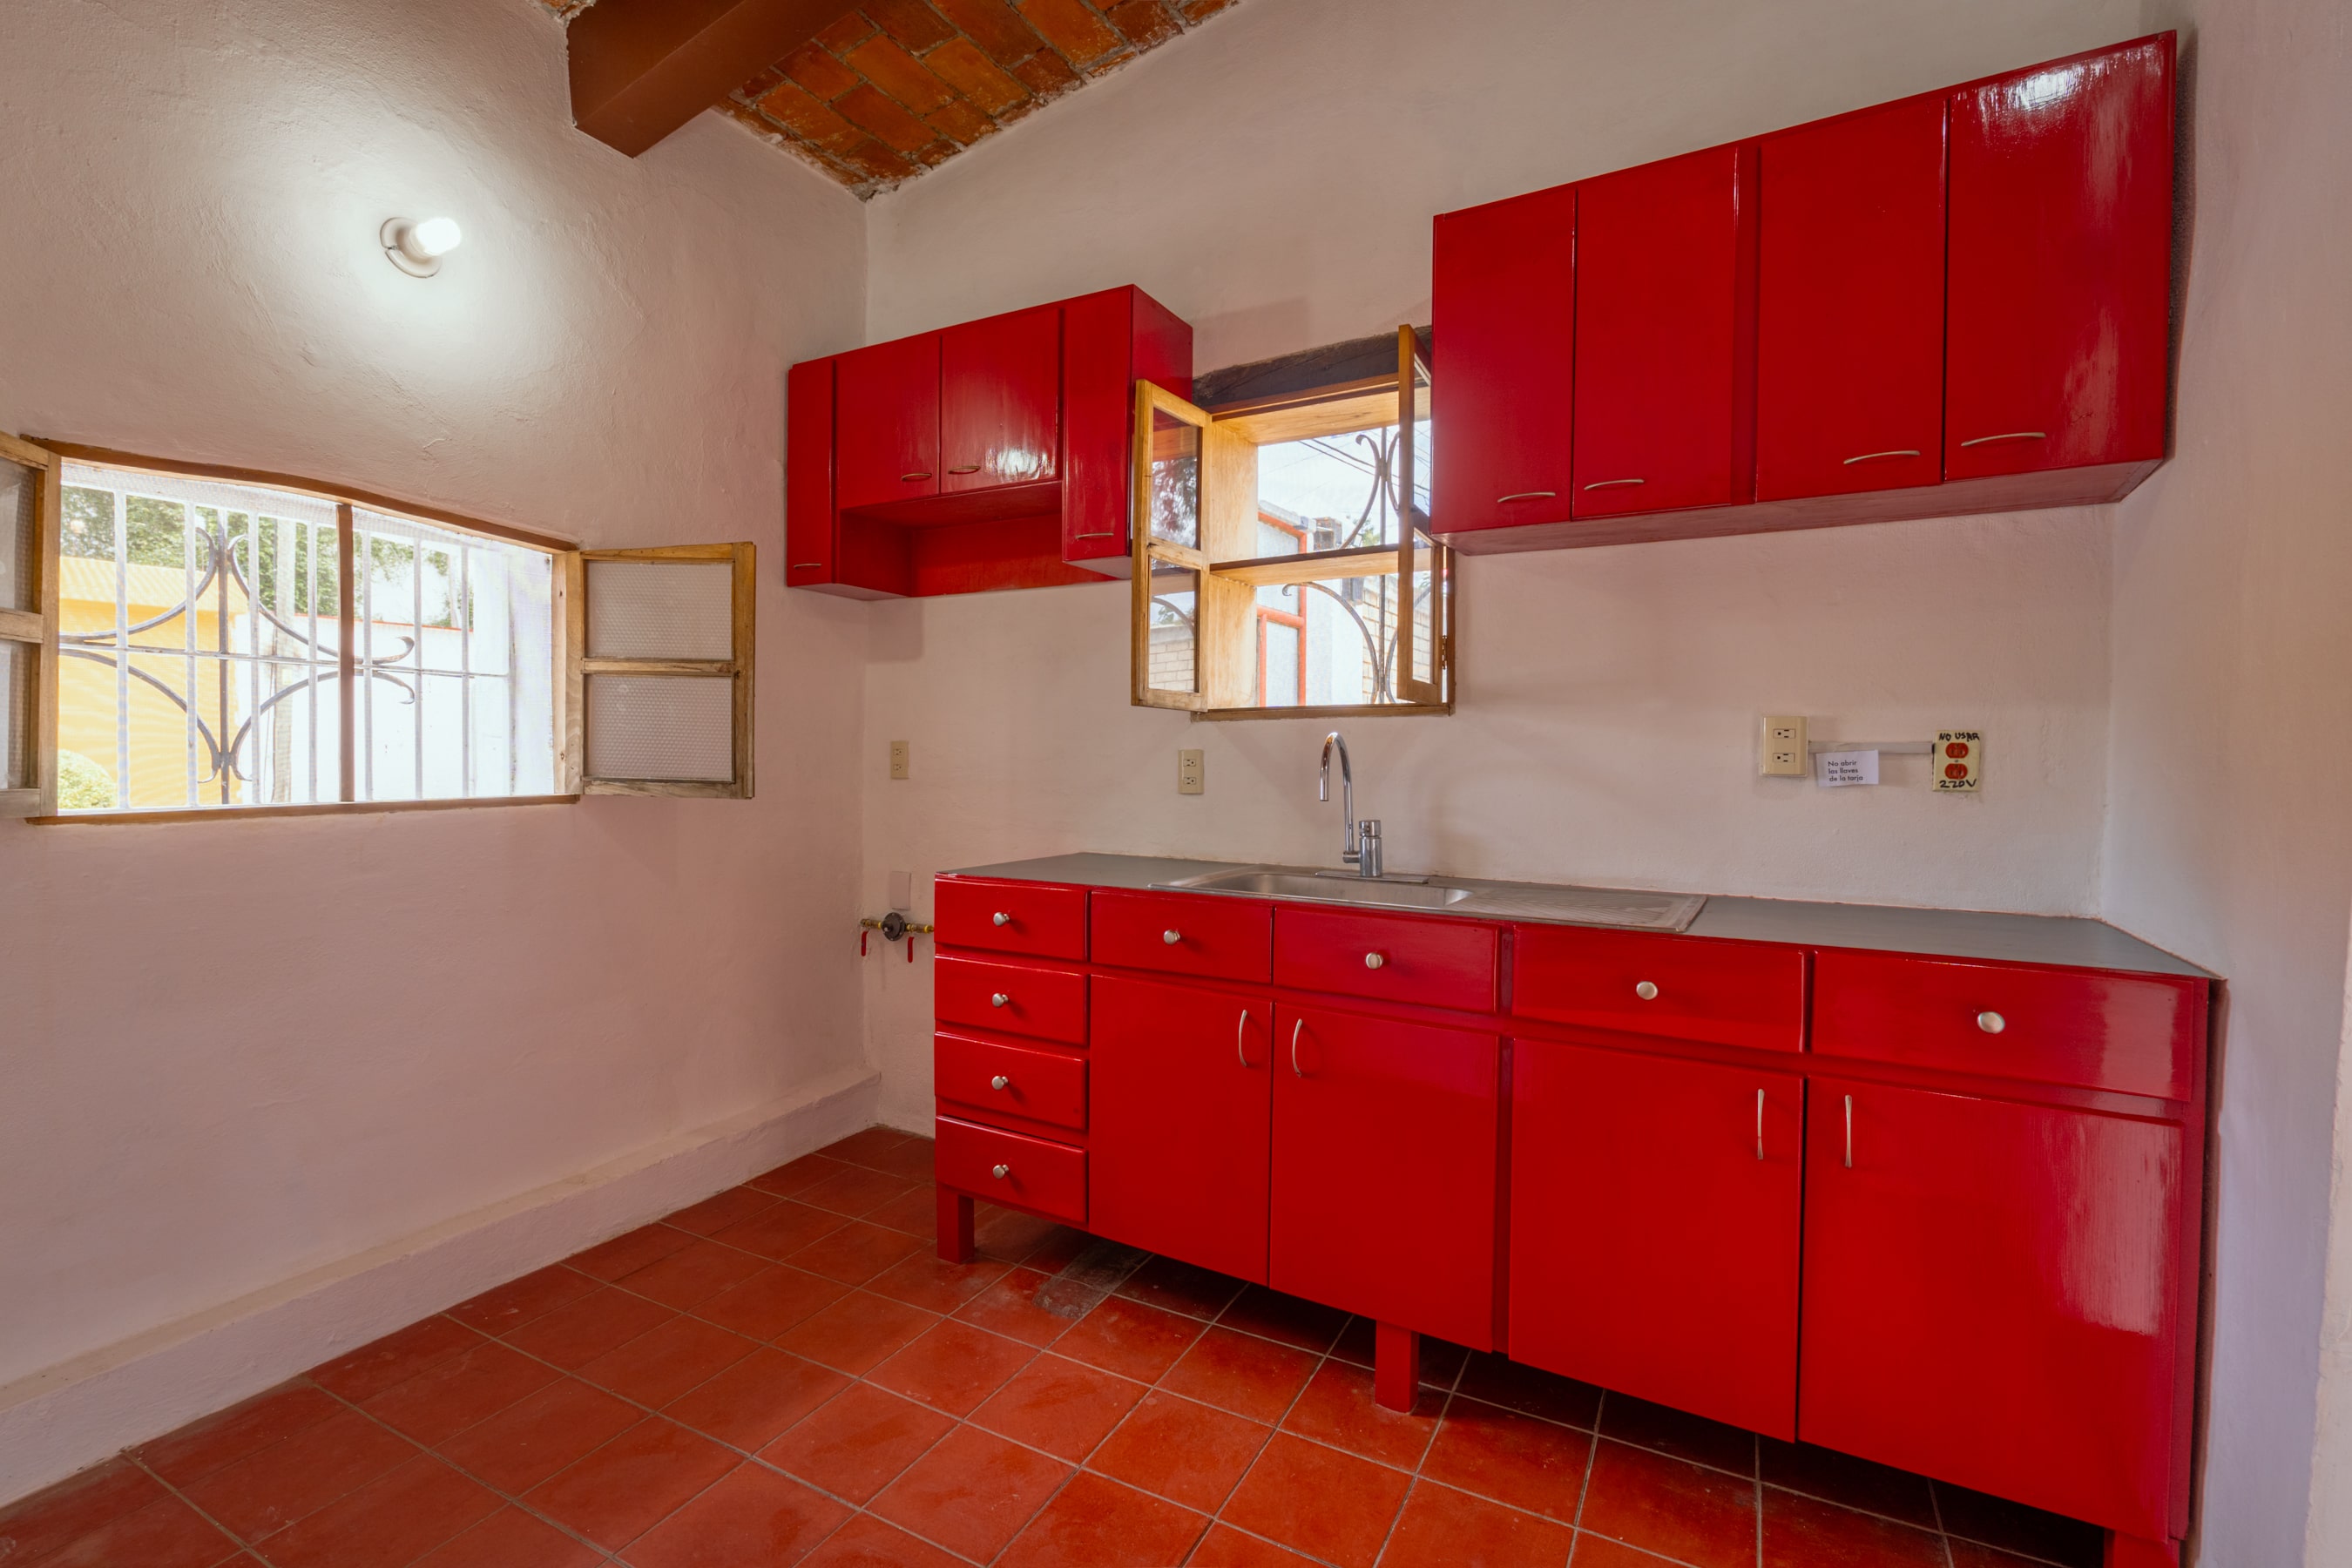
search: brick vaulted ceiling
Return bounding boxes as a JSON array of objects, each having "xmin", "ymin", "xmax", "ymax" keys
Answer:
[{"xmin": 539, "ymin": 0, "xmax": 1240, "ymax": 199}]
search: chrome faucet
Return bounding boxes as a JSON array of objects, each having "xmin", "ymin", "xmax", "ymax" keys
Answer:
[{"xmin": 1319, "ymin": 731, "xmax": 1382, "ymax": 878}]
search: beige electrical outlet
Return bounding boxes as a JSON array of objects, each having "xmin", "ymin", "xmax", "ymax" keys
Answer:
[
  {"xmin": 1935, "ymin": 730, "xmax": 1983, "ymax": 791},
  {"xmin": 889, "ymin": 740, "xmax": 909, "ymax": 781},
  {"xmin": 1178, "ymin": 748, "xmax": 1205, "ymax": 794},
  {"xmin": 1761, "ymin": 715, "xmax": 1808, "ymax": 777}
]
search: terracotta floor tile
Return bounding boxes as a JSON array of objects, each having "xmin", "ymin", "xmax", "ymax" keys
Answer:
[
  {"xmin": 695, "ymin": 1263, "xmax": 847, "ymax": 1341},
  {"xmin": 868, "ymin": 1423, "xmax": 1071, "ymax": 1561},
  {"xmin": 774, "ymin": 1291, "xmax": 940, "ymax": 1374},
  {"xmin": 259, "ymin": 1455, "xmax": 503, "ymax": 1568},
  {"xmin": 952, "ymin": 1265, "xmax": 1078, "ymax": 1347},
  {"xmin": 1578, "ymin": 1439, "xmax": 1756, "ymax": 1568},
  {"xmin": 663, "ymin": 1185, "xmax": 781, "ymax": 1237},
  {"xmin": 1381, "ymin": 1478, "xmax": 1580, "ymax": 1568},
  {"xmin": 759, "ymin": 1382, "xmax": 954, "ymax": 1504},
  {"xmin": 798, "ymin": 1511, "xmax": 965, "ymax": 1568},
  {"xmin": 746, "ymin": 1153, "xmax": 852, "ymax": 1199},
  {"xmin": 179, "ymin": 1405, "xmax": 418, "ymax": 1541},
  {"xmin": 31, "ymin": 1494, "xmax": 239, "ymax": 1568},
  {"xmin": 1279, "ymin": 1358, "xmax": 1442, "ymax": 1469},
  {"xmin": 1089, "ymin": 1389, "xmax": 1271, "ymax": 1513},
  {"xmin": 1599, "ymin": 1393, "xmax": 1757, "ymax": 1476},
  {"xmin": 1116, "ymin": 1255, "xmax": 1247, "ymax": 1321},
  {"xmin": 863, "ymin": 1182, "xmax": 942, "ymax": 1237},
  {"xmin": 447, "ymin": 1265, "xmax": 599, "ymax": 1337},
  {"xmin": 1214, "ymin": 1284, "xmax": 1349, "ymax": 1354},
  {"xmin": 619, "ymin": 1463, "xmax": 848, "ymax": 1567},
  {"xmin": 577, "ymin": 1315, "xmax": 760, "ymax": 1407},
  {"xmin": 969, "ymin": 1203, "xmax": 1069, "ymax": 1263},
  {"xmin": 867, "ymin": 1319, "xmax": 1038, "ymax": 1415},
  {"xmin": 1761, "ymin": 1487, "xmax": 1947, "ymax": 1568},
  {"xmin": 570, "ymin": 1223, "xmax": 698, "ymax": 1282},
  {"xmin": 0, "ymin": 1457, "xmax": 167, "ymax": 1559},
  {"xmin": 862, "ymin": 1248, "xmax": 1010, "ymax": 1313},
  {"xmin": 823, "ymin": 1126, "xmax": 916, "ymax": 1168},
  {"xmin": 710, "ymin": 1200, "xmax": 847, "ymax": 1261},
  {"xmin": 997, "ymin": 1471, "xmax": 1207, "ymax": 1568},
  {"xmin": 1421, "ymin": 1397, "xmax": 1595, "ymax": 1522},
  {"xmin": 1054, "ymin": 1294, "xmax": 1205, "ymax": 1382},
  {"xmin": 1757, "ymin": 1437, "xmax": 1937, "ymax": 1527},
  {"xmin": 1185, "ymin": 1524, "xmax": 1326, "ymax": 1565},
  {"xmin": 663, "ymin": 1348, "xmax": 849, "ymax": 1450},
  {"xmin": 612, "ymin": 1238, "xmax": 769, "ymax": 1311},
  {"xmin": 361, "ymin": 1338, "xmax": 562, "ymax": 1445},
  {"xmin": 308, "ymin": 1315, "xmax": 482, "ymax": 1401},
  {"xmin": 1014, "ymin": 1223, "xmax": 1098, "ymax": 1273},
  {"xmin": 1570, "ymin": 1534, "xmax": 1680, "ymax": 1566},
  {"xmin": 1219, "ymin": 1430, "xmax": 1411, "ymax": 1568},
  {"xmin": 1455, "ymin": 1351, "xmax": 1604, "ymax": 1429},
  {"xmin": 139, "ymin": 1382, "xmax": 341, "ymax": 1486},
  {"xmin": 789, "ymin": 1220, "xmax": 928, "ymax": 1285},
  {"xmin": 797, "ymin": 1164, "xmax": 921, "ymax": 1220},
  {"xmin": 1159, "ymin": 1325, "xmax": 1319, "ymax": 1424},
  {"xmin": 1934, "ymin": 1482, "xmax": 2105, "ymax": 1568},
  {"xmin": 970, "ymin": 1352, "xmax": 1147, "ymax": 1460},
  {"xmin": 862, "ymin": 1134, "xmax": 939, "ymax": 1184},
  {"xmin": 524, "ymin": 1420, "xmax": 739, "ymax": 1551},
  {"xmin": 436, "ymin": 1377, "xmax": 642, "ymax": 1494},
  {"xmin": 503, "ymin": 1287, "xmax": 679, "ymax": 1371},
  {"xmin": 410, "ymin": 1506, "xmax": 604, "ymax": 1568}
]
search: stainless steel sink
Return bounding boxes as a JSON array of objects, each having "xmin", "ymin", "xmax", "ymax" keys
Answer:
[
  {"xmin": 1161, "ymin": 869, "xmax": 1479, "ymax": 909},
  {"xmin": 1151, "ymin": 866, "xmax": 1707, "ymax": 931}
]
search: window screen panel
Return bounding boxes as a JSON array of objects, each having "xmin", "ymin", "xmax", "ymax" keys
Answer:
[
  {"xmin": 0, "ymin": 639, "xmax": 29, "ymax": 790},
  {"xmin": 586, "ymin": 674, "xmax": 734, "ymax": 781},
  {"xmin": 586, "ymin": 561, "xmax": 733, "ymax": 659},
  {"xmin": 0, "ymin": 455, "xmax": 33, "ymax": 614}
]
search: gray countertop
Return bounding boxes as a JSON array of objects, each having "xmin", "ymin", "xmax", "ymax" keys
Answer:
[{"xmin": 942, "ymin": 852, "xmax": 2213, "ymax": 979}]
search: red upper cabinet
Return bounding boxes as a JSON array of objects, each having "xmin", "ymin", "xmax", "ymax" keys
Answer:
[
  {"xmin": 1432, "ymin": 184, "xmax": 1576, "ymax": 535},
  {"xmin": 835, "ymin": 333, "xmax": 942, "ymax": 513},
  {"xmin": 1946, "ymin": 36, "xmax": 2173, "ymax": 480},
  {"xmin": 1757, "ymin": 96, "xmax": 1948, "ymax": 500},
  {"xmin": 785, "ymin": 357, "xmax": 835, "ymax": 590},
  {"xmin": 942, "ymin": 307, "xmax": 1060, "ymax": 495},
  {"xmin": 1571, "ymin": 144, "xmax": 1758, "ymax": 518}
]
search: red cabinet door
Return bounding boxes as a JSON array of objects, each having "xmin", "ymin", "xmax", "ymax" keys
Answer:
[
  {"xmin": 1090, "ymin": 975, "xmax": 1272, "ymax": 1283},
  {"xmin": 1432, "ymin": 184, "xmax": 1576, "ymax": 535},
  {"xmin": 1945, "ymin": 36, "xmax": 2172, "ymax": 479},
  {"xmin": 1801, "ymin": 1078, "xmax": 2183, "ymax": 1538},
  {"xmin": 1572, "ymin": 144, "xmax": 1756, "ymax": 517},
  {"xmin": 786, "ymin": 357, "xmax": 836, "ymax": 586},
  {"xmin": 1510, "ymin": 1043, "xmax": 1802, "ymax": 1438},
  {"xmin": 1757, "ymin": 96, "xmax": 1947, "ymax": 500},
  {"xmin": 942, "ymin": 306, "xmax": 1060, "ymax": 494},
  {"xmin": 1270, "ymin": 1004, "xmax": 1499, "ymax": 1348},
  {"xmin": 835, "ymin": 333, "xmax": 941, "ymax": 511}
]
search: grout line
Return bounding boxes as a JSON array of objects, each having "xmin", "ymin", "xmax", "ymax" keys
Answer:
[{"xmin": 121, "ymin": 1455, "xmax": 278, "ymax": 1567}]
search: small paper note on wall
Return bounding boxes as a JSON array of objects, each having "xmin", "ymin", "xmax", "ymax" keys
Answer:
[{"xmin": 1816, "ymin": 750, "xmax": 1880, "ymax": 787}]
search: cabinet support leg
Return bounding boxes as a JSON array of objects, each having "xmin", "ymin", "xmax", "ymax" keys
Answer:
[
  {"xmin": 1375, "ymin": 1322, "xmax": 1421, "ymax": 1413},
  {"xmin": 2104, "ymin": 1532, "xmax": 2179, "ymax": 1567},
  {"xmin": 937, "ymin": 1187, "xmax": 975, "ymax": 1264}
]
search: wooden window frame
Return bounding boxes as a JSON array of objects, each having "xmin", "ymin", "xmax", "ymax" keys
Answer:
[
  {"xmin": 0, "ymin": 432, "xmax": 63, "ymax": 818},
  {"xmin": 563, "ymin": 542, "xmax": 757, "ymax": 799}
]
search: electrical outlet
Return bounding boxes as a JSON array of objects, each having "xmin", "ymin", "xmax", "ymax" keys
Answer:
[
  {"xmin": 1761, "ymin": 715, "xmax": 1808, "ymax": 777},
  {"xmin": 889, "ymin": 740, "xmax": 909, "ymax": 781},
  {"xmin": 1935, "ymin": 730, "xmax": 1983, "ymax": 791},
  {"xmin": 1178, "ymin": 748, "xmax": 1205, "ymax": 795}
]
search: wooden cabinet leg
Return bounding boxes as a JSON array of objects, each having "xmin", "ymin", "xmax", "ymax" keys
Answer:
[
  {"xmin": 937, "ymin": 1187, "xmax": 975, "ymax": 1263},
  {"xmin": 2104, "ymin": 1532, "xmax": 2179, "ymax": 1567},
  {"xmin": 1375, "ymin": 1321, "xmax": 1421, "ymax": 1412}
]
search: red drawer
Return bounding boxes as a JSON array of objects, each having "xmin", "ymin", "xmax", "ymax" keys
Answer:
[
  {"xmin": 1514, "ymin": 926, "xmax": 1807, "ymax": 1052},
  {"xmin": 935, "ymin": 1115, "xmax": 1087, "ymax": 1225},
  {"xmin": 1092, "ymin": 889, "xmax": 1273, "ymax": 983},
  {"xmin": 935, "ymin": 1031, "xmax": 1087, "ymax": 1132},
  {"xmin": 1813, "ymin": 951, "xmax": 2199, "ymax": 1101},
  {"xmin": 936, "ymin": 877, "xmax": 1088, "ymax": 961},
  {"xmin": 936, "ymin": 954, "xmax": 1086, "ymax": 1045},
  {"xmin": 1274, "ymin": 907, "xmax": 1498, "ymax": 1013}
]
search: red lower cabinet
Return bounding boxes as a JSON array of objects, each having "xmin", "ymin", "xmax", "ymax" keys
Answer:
[
  {"xmin": 1270, "ymin": 1004, "xmax": 1500, "ymax": 1348},
  {"xmin": 1800, "ymin": 1078, "xmax": 2185, "ymax": 1539},
  {"xmin": 1509, "ymin": 1042, "xmax": 1802, "ymax": 1438},
  {"xmin": 1089, "ymin": 974, "xmax": 1272, "ymax": 1283}
]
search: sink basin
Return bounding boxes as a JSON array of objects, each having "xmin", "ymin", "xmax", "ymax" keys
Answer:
[
  {"xmin": 1160, "ymin": 869, "xmax": 1479, "ymax": 909},
  {"xmin": 1150, "ymin": 867, "xmax": 1707, "ymax": 932}
]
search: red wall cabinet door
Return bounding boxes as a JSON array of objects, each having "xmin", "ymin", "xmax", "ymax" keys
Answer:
[
  {"xmin": 835, "ymin": 333, "xmax": 942, "ymax": 511},
  {"xmin": 1090, "ymin": 975, "xmax": 1272, "ymax": 1283},
  {"xmin": 1270, "ymin": 1004, "xmax": 1499, "ymax": 1348},
  {"xmin": 1801, "ymin": 1078, "xmax": 2183, "ymax": 1538},
  {"xmin": 1432, "ymin": 184, "xmax": 1576, "ymax": 535},
  {"xmin": 1757, "ymin": 96, "xmax": 1948, "ymax": 500},
  {"xmin": 1945, "ymin": 36, "xmax": 2173, "ymax": 480},
  {"xmin": 1510, "ymin": 1043, "xmax": 1802, "ymax": 1438},
  {"xmin": 1572, "ymin": 144, "xmax": 1757, "ymax": 518},
  {"xmin": 943, "ymin": 306, "xmax": 1060, "ymax": 495},
  {"xmin": 786, "ymin": 357, "xmax": 835, "ymax": 587}
]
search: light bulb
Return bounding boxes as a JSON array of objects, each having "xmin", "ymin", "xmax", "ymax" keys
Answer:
[{"xmin": 411, "ymin": 217, "xmax": 463, "ymax": 258}]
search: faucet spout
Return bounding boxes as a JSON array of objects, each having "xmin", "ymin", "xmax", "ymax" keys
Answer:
[{"xmin": 1319, "ymin": 732, "xmax": 1358, "ymax": 869}]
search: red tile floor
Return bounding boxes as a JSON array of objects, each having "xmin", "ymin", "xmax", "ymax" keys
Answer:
[{"xmin": 3, "ymin": 1127, "xmax": 2111, "ymax": 1568}]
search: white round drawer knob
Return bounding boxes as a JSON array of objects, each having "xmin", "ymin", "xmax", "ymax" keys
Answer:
[
  {"xmin": 990, "ymin": 1163, "xmax": 1010, "ymax": 1180},
  {"xmin": 1163, "ymin": 929, "xmax": 1183, "ymax": 945},
  {"xmin": 1634, "ymin": 981, "xmax": 1659, "ymax": 1001},
  {"xmin": 1977, "ymin": 1010, "xmax": 2006, "ymax": 1035},
  {"xmin": 990, "ymin": 1074, "xmax": 1010, "ymax": 1091},
  {"xmin": 992, "ymin": 911, "xmax": 1011, "ymax": 927},
  {"xmin": 1364, "ymin": 952, "xmax": 1387, "ymax": 970},
  {"xmin": 990, "ymin": 992, "xmax": 1010, "ymax": 1008}
]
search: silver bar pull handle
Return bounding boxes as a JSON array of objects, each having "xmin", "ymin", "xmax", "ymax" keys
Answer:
[
  {"xmin": 1843, "ymin": 1094, "xmax": 1855, "ymax": 1169},
  {"xmin": 1237, "ymin": 1009, "xmax": 1252, "ymax": 1070},
  {"xmin": 1496, "ymin": 490, "xmax": 1558, "ymax": 504},
  {"xmin": 1755, "ymin": 1088, "xmax": 1766, "ymax": 1160},
  {"xmin": 1842, "ymin": 449, "xmax": 1922, "ymax": 465},
  {"xmin": 1583, "ymin": 477, "xmax": 1646, "ymax": 490},
  {"xmin": 1290, "ymin": 1018, "xmax": 1307, "ymax": 1078},
  {"xmin": 1959, "ymin": 431, "xmax": 2046, "ymax": 448}
]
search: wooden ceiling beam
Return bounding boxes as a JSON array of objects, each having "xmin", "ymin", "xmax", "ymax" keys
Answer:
[{"xmin": 568, "ymin": 0, "xmax": 861, "ymax": 158}]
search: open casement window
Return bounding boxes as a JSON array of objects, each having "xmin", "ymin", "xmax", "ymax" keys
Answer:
[
  {"xmin": 1131, "ymin": 328, "xmax": 1450, "ymax": 718},
  {"xmin": 0, "ymin": 433, "xmax": 62, "ymax": 816},
  {"xmin": 563, "ymin": 543, "xmax": 756, "ymax": 797}
]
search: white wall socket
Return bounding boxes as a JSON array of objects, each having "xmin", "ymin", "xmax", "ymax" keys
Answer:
[
  {"xmin": 1761, "ymin": 715, "xmax": 1808, "ymax": 777},
  {"xmin": 1178, "ymin": 748, "xmax": 1205, "ymax": 795},
  {"xmin": 889, "ymin": 740, "xmax": 909, "ymax": 781}
]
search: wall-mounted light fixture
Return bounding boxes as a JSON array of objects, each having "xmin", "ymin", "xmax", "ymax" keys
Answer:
[{"xmin": 381, "ymin": 216, "xmax": 463, "ymax": 278}]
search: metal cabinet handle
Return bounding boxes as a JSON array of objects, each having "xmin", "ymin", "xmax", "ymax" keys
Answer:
[
  {"xmin": 1977, "ymin": 1010, "xmax": 2006, "ymax": 1035},
  {"xmin": 1290, "ymin": 1018, "xmax": 1307, "ymax": 1077},
  {"xmin": 1237, "ymin": 1009, "xmax": 1252, "ymax": 1069},
  {"xmin": 990, "ymin": 1163, "xmax": 1010, "ymax": 1179},
  {"xmin": 1583, "ymin": 477, "xmax": 1645, "ymax": 490},
  {"xmin": 1959, "ymin": 432, "xmax": 2046, "ymax": 448},
  {"xmin": 901, "ymin": 470, "xmax": 935, "ymax": 481},
  {"xmin": 1634, "ymin": 981, "xmax": 1659, "ymax": 1001},
  {"xmin": 1842, "ymin": 449, "xmax": 1922, "ymax": 465},
  {"xmin": 1755, "ymin": 1088, "xmax": 1766, "ymax": 1160},
  {"xmin": 990, "ymin": 1074, "xmax": 1010, "ymax": 1091},
  {"xmin": 1364, "ymin": 952, "xmax": 1386, "ymax": 970},
  {"xmin": 1163, "ymin": 929, "xmax": 1183, "ymax": 945},
  {"xmin": 791, "ymin": 562, "xmax": 823, "ymax": 570},
  {"xmin": 1075, "ymin": 531, "xmax": 1118, "ymax": 539},
  {"xmin": 1843, "ymin": 1094, "xmax": 1854, "ymax": 1169},
  {"xmin": 1496, "ymin": 490, "xmax": 1558, "ymax": 504},
  {"xmin": 947, "ymin": 464, "xmax": 983, "ymax": 475},
  {"xmin": 992, "ymin": 911, "xmax": 1011, "ymax": 927},
  {"xmin": 990, "ymin": 992, "xmax": 1010, "ymax": 1008}
]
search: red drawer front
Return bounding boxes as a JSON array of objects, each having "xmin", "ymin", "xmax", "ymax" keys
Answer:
[
  {"xmin": 1092, "ymin": 889, "xmax": 1273, "ymax": 983},
  {"xmin": 1514, "ymin": 926, "xmax": 1807, "ymax": 1052},
  {"xmin": 936, "ymin": 954, "xmax": 1086, "ymax": 1045},
  {"xmin": 1814, "ymin": 951, "xmax": 2197, "ymax": 1101},
  {"xmin": 934, "ymin": 1115, "xmax": 1086, "ymax": 1225},
  {"xmin": 1274, "ymin": 907, "xmax": 1498, "ymax": 1013},
  {"xmin": 936, "ymin": 877, "xmax": 1088, "ymax": 961},
  {"xmin": 935, "ymin": 1031, "xmax": 1087, "ymax": 1132}
]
